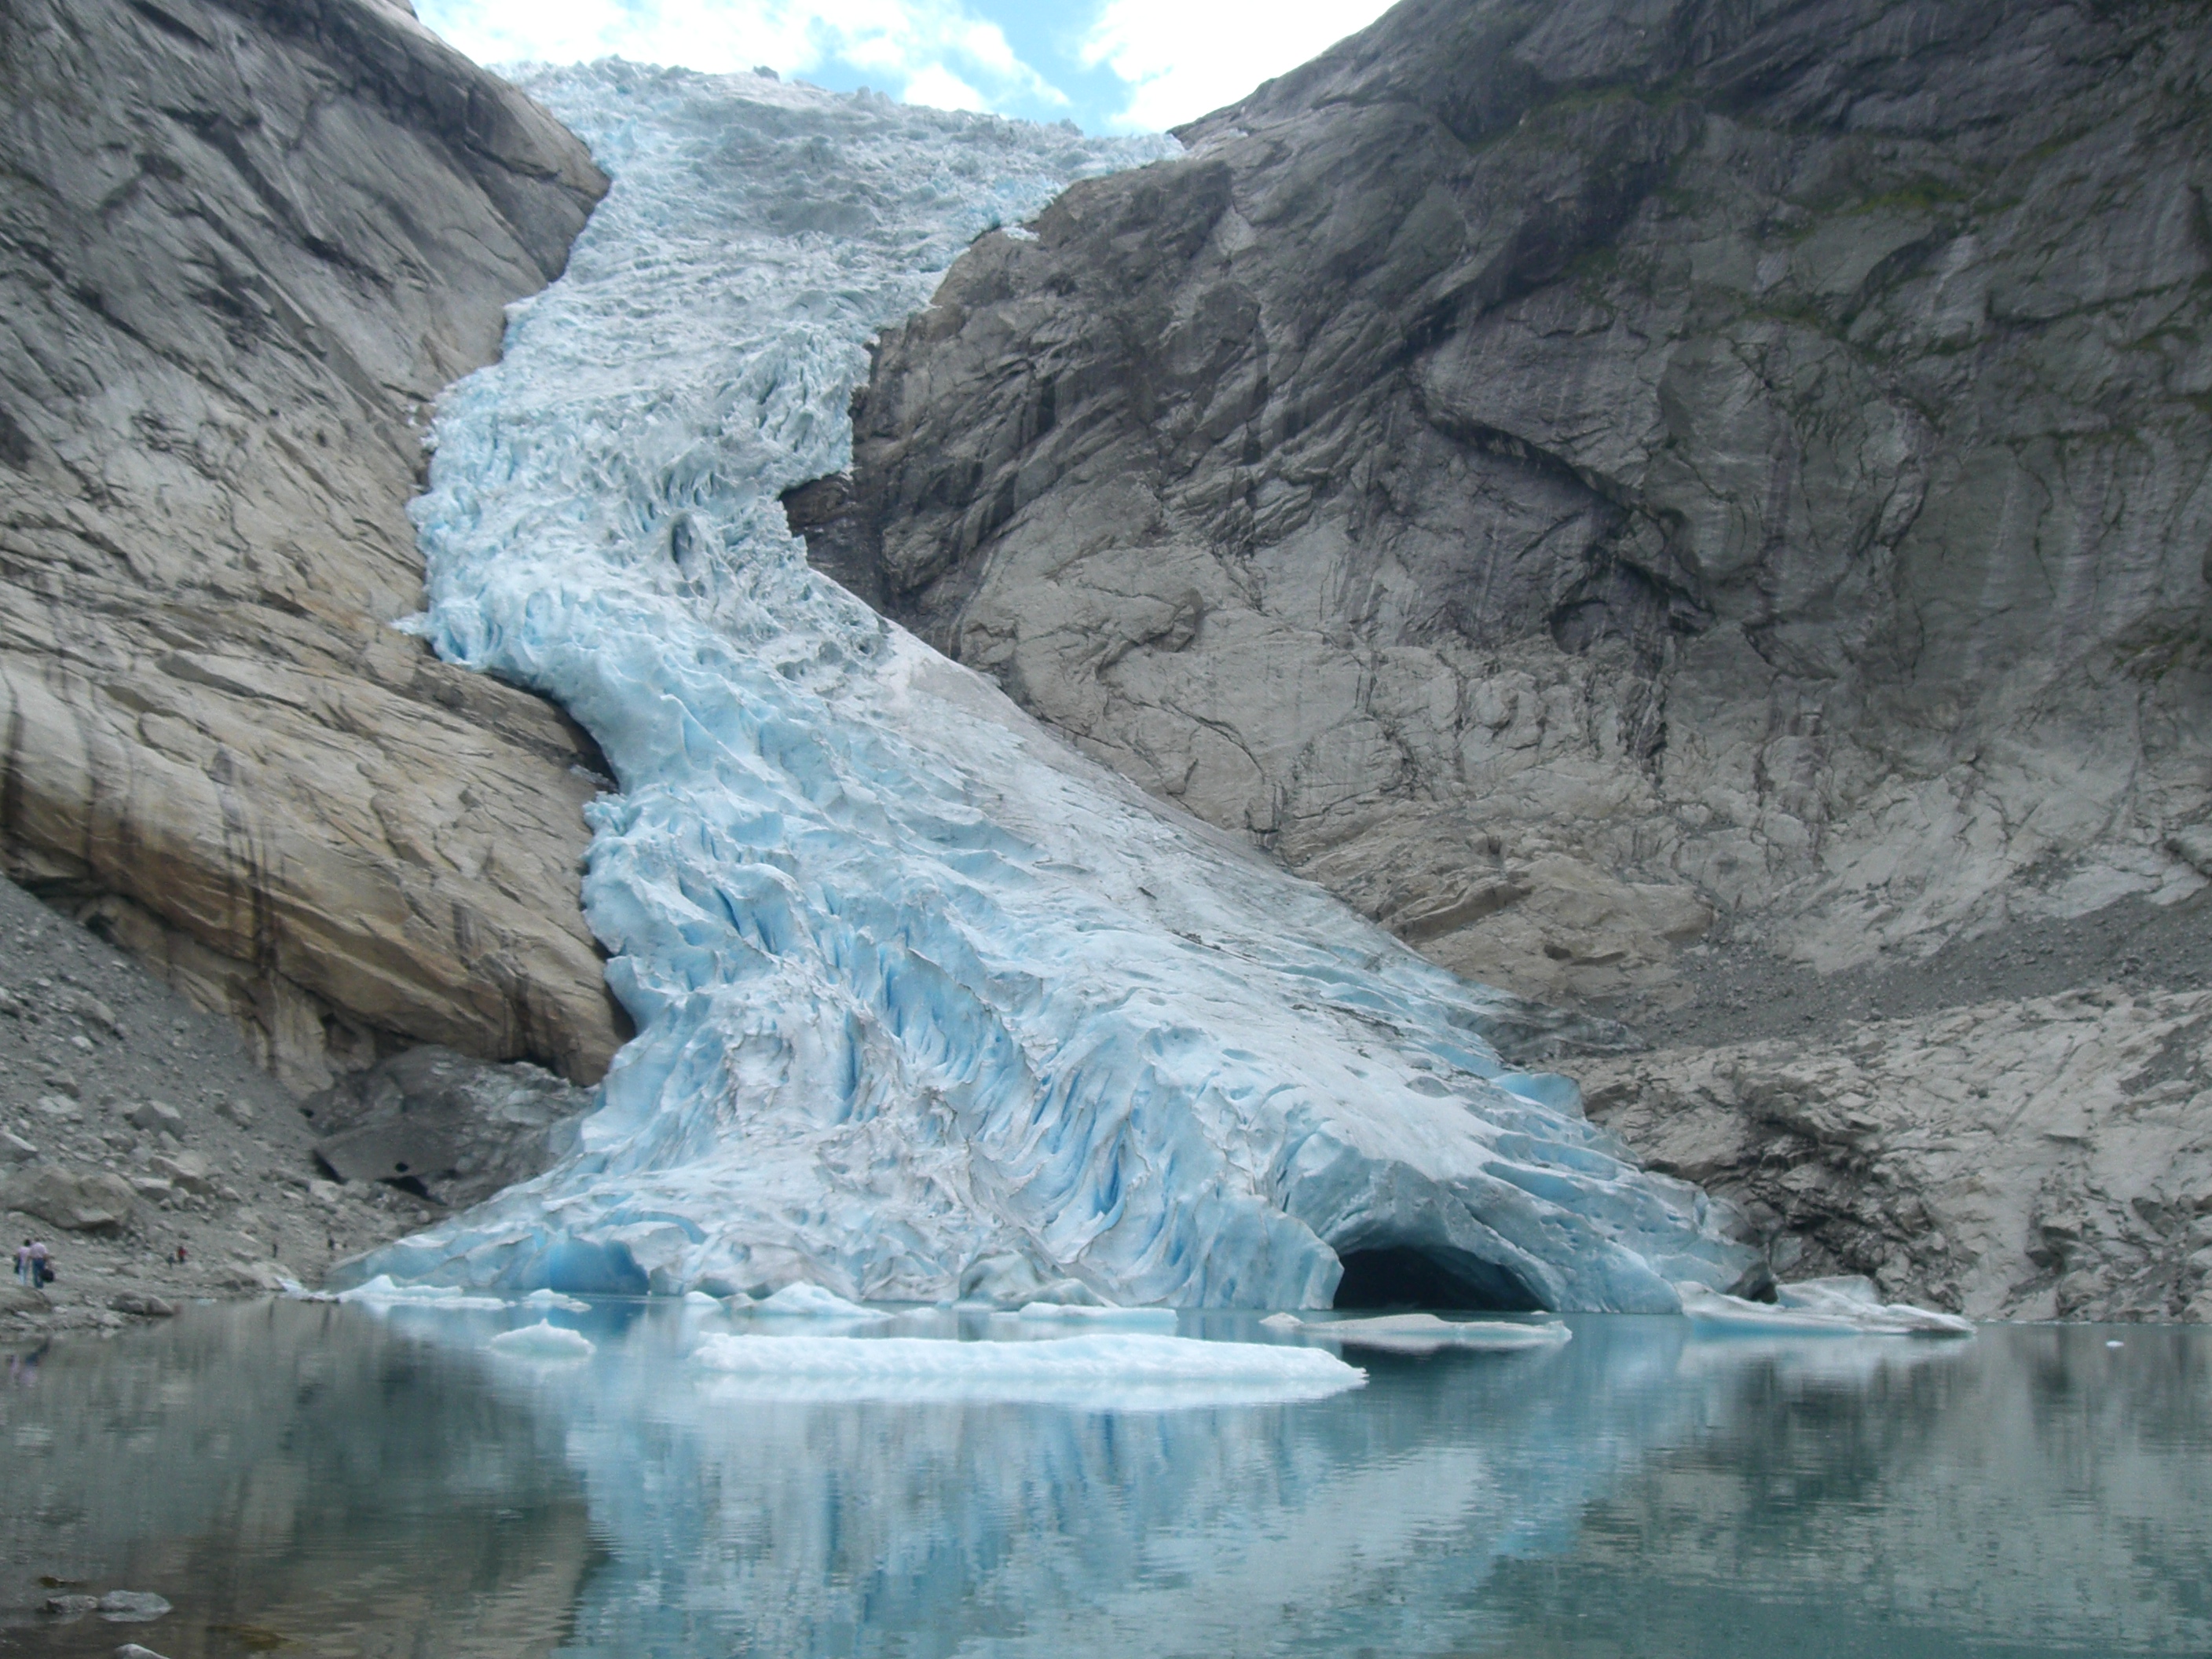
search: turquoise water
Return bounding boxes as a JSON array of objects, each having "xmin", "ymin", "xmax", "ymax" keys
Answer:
[{"xmin": 3, "ymin": 1302, "xmax": 2208, "ymax": 1657}]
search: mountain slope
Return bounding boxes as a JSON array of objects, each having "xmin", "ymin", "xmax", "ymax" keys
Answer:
[{"xmin": 837, "ymin": 0, "xmax": 2210, "ymax": 1009}]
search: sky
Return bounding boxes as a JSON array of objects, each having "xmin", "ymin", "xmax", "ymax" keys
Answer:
[{"xmin": 411, "ymin": 0, "xmax": 1399, "ymax": 133}]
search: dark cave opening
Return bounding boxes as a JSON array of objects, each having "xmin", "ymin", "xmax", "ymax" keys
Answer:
[{"xmin": 1331, "ymin": 1246, "xmax": 1544, "ymax": 1313}]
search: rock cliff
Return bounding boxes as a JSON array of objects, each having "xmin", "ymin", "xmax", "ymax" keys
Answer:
[
  {"xmin": 0, "ymin": 0, "xmax": 617, "ymax": 1090},
  {"xmin": 825, "ymin": 0, "xmax": 2212, "ymax": 1311}
]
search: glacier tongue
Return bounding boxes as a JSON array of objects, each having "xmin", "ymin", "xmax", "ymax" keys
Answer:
[{"xmin": 349, "ymin": 60, "xmax": 1756, "ymax": 1311}]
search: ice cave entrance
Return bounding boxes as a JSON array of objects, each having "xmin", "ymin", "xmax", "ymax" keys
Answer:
[{"xmin": 1331, "ymin": 1247, "xmax": 1544, "ymax": 1313}]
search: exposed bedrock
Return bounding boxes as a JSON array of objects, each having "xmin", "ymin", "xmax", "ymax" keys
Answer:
[
  {"xmin": 1585, "ymin": 985, "xmax": 2212, "ymax": 1324},
  {"xmin": 0, "ymin": 0, "xmax": 619, "ymax": 1090},
  {"xmin": 817, "ymin": 0, "xmax": 2212, "ymax": 1313},
  {"xmin": 305, "ymin": 1043, "xmax": 591, "ymax": 1210},
  {"xmin": 827, "ymin": 0, "xmax": 2212, "ymax": 1020}
]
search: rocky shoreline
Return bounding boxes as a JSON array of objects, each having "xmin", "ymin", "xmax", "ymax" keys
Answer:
[{"xmin": 0, "ymin": 876, "xmax": 434, "ymax": 1339}]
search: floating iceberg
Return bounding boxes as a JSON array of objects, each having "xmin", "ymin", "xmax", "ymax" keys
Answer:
[
  {"xmin": 1678, "ymin": 1279, "xmax": 1973, "ymax": 1337},
  {"xmin": 1017, "ymin": 1302, "xmax": 1179, "ymax": 1331},
  {"xmin": 691, "ymin": 1331, "xmax": 1363, "ymax": 1405},
  {"xmin": 1279, "ymin": 1313, "xmax": 1573, "ymax": 1355},
  {"xmin": 490, "ymin": 1320, "xmax": 599, "ymax": 1359},
  {"xmin": 523, "ymin": 1287, "xmax": 593, "ymax": 1312},
  {"xmin": 749, "ymin": 1283, "xmax": 885, "ymax": 1320},
  {"xmin": 337, "ymin": 1274, "xmax": 507, "ymax": 1312},
  {"xmin": 342, "ymin": 63, "xmax": 1759, "ymax": 1313}
]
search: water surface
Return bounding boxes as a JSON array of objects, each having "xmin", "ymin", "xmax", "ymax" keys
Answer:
[{"xmin": 3, "ymin": 1304, "xmax": 2206, "ymax": 1657}]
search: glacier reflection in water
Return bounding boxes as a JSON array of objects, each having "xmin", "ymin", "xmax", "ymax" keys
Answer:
[{"xmin": 5, "ymin": 1305, "xmax": 2208, "ymax": 1657}]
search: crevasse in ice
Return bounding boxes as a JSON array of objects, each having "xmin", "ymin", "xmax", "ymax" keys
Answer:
[{"xmin": 347, "ymin": 60, "xmax": 1757, "ymax": 1310}]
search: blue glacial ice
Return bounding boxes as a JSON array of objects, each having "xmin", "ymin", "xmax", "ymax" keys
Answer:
[{"xmin": 346, "ymin": 60, "xmax": 1760, "ymax": 1312}]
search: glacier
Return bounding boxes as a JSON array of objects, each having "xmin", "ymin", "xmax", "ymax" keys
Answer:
[{"xmin": 345, "ymin": 60, "xmax": 1759, "ymax": 1311}]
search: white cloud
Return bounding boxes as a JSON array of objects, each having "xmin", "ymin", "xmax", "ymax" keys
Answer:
[
  {"xmin": 899, "ymin": 62, "xmax": 989, "ymax": 111},
  {"xmin": 1079, "ymin": 0, "xmax": 1396, "ymax": 131},
  {"xmin": 416, "ymin": 0, "xmax": 1064, "ymax": 114}
]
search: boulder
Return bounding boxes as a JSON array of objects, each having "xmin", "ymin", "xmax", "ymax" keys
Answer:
[
  {"xmin": 148, "ymin": 1152, "xmax": 214, "ymax": 1196},
  {"xmin": 126, "ymin": 1102, "xmax": 183, "ymax": 1137},
  {"xmin": 306, "ymin": 1045, "xmax": 593, "ymax": 1208},
  {"xmin": 213, "ymin": 1096, "xmax": 255, "ymax": 1129},
  {"xmin": 3, "ymin": 1164, "xmax": 137, "ymax": 1232}
]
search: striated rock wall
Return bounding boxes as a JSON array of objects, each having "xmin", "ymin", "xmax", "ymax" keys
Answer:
[
  {"xmin": 0, "ymin": 0, "xmax": 621, "ymax": 1088},
  {"xmin": 833, "ymin": 0, "xmax": 2212, "ymax": 1018}
]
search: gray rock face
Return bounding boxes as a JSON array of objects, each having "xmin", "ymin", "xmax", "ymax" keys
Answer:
[
  {"xmin": 827, "ymin": 0, "xmax": 2212, "ymax": 1316},
  {"xmin": 0, "ymin": 0, "xmax": 620, "ymax": 1090},
  {"xmin": 306, "ymin": 1044, "xmax": 591, "ymax": 1209},
  {"xmin": 1584, "ymin": 987, "xmax": 2212, "ymax": 1323},
  {"xmin": 836, "ymin": 0, "xmax": 2210, "ymax": 1019}
]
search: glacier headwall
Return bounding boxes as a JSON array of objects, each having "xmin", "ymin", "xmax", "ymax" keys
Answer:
[{"xmin": 349, "ymin": 60, "xmax": 1757, "ymax": 1311}]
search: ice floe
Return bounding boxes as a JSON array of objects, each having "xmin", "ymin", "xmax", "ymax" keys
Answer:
[
  {"xmin": 1016, "ymin": 1302, "xmax": 1179, "ymax": 1331},
  {"xmin": 490, "ymin": 1320, "xmax": 599, "ymax": 1360},
  {"xmin": 524, "ymin": 1287, "xmax": 593, "ymax": 1312},
  {"xmin": 749, "ymin": 1283, "xmax": 887, "ymax": 1320},
  {"xmin": 1678, "ymin": 1278, "xmax": 1973, "ymax": 1337},
  {"xmin": 1279, "ymin": 1313, "xmax": 1573, "ymax": 1355},
  {"xmin": 691, "ymin": 1331, "xmax": 1364, "ymax": 1405},
  {"xmin": 337, "ymin": 1275, "xmax": 507, "ymax": 1312}
]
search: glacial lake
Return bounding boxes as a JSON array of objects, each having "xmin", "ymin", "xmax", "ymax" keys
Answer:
[{"xmin": 3, "ymin": 1302, "xmax": 2207, "ymax": 1658}]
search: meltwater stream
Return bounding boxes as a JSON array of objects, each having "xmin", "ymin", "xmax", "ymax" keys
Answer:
[{"xmin": 351, "ymin": 63, "xmax": 1757, "ymax": 1312}]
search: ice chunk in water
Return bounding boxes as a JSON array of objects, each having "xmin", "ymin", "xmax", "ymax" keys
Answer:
[
  {"xmin": 340, "ymin": 63, "xmax": 1761, "ymax": 1315},
  {"xmin": 1017, "ymin": 1302, "xmax": 1179, "ymax": 1331},
  {"xmin": 1285, "ymin": 1313, "xmax": 1573, "ymax": 1355},
  {"xmin": 490, "ymin": 1320, "xmax": 598, "ymax": 1359},
  {"xmin": 692, "ymin": 1331, "xmax": 1363, "ymax": 1406},
  {"xmin": 751, "ymin": 1284, "xmax": 886, "ymax": 1320},
  {"xmin": 523, "ymin": 1287, "xmax": 592, "ymax": 1312},
  {"xmin": 1678, "ymin": 1280, "xmax": 1972, "ymax": 1337},
  {"xmin": 338, "ymin": 1275, "xmax": 507, "ymax": 1312}
]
